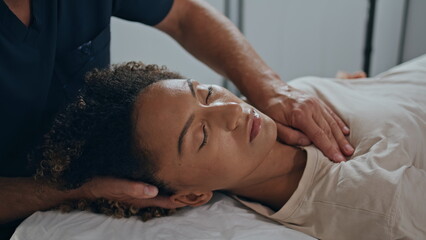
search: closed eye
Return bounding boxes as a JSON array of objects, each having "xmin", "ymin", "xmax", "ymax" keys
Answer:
[
  {"xmin": 199, "ymin": 124, "xmax": 208, "ymax": 150},
  {"xmin": 205, "ymin": 85, "xmax": 213, "ymax": 104},
  {"xmin": 199, "ymin": 86, "xmax": 213, "ymax": 151}
]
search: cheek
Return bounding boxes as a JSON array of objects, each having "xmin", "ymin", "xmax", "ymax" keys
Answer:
[
  {"xmin": 215, "ymin": 135, "xmax": 253, "ymax": 171},
  {"xmin": 215, "ymin": 131, "xmax": 244, "ymax": 157},
  {"xmin": 204, "ymin": 136, "xmax": 239, "ymax": 173}
]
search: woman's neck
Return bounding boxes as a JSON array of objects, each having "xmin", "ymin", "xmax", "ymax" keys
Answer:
[{"xmin": 228, "ymin": 141, "xmax": 307, "ymax": 211}]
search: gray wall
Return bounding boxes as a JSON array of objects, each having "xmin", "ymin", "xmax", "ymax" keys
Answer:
[
  {"xmin": 370, "ymin": 0, "xmax": 405, "ymax": 76},
  {"xmin": 243, "ymin": 0, "xmax": 367, "ymax": 81},
  {"xmin": 402, "ymin": 0, "xmax": 426, "ymax": 62},
  {"xmin": 110, "ymin": 0, "xmax": 425, "ymax": 85},
  {"xmin": 111, "ymin": 0, "xmax": 224, "ymax": 85}
]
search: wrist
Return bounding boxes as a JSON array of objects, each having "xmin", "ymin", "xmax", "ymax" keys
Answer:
[
  {"xmin": 65, "ymin": 186, "xmax": 87, "ymax": 200},
  {"xmin": 33, "ymin": 178, "xmax": 87, "ymax": 203},
  {"xmin": 241, "ymin": 71, "xmax": 287, "ymax": 108},
  {"xmin": 34, "ymin": 182, "xmax": 71, "ymax": 204},
  {"xmin": 70, "ymin": 182, "xmax": 98, "ymax": 200}
]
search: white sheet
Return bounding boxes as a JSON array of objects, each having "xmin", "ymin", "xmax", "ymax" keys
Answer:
[{"xmin": 11, "ymin": 193, "xmax": 314, "ymax": 240}]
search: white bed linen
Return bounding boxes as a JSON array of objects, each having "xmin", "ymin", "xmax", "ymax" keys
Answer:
[{"xmin": 11, "ymin": 193, "xmax": 315, "ymax": 240}]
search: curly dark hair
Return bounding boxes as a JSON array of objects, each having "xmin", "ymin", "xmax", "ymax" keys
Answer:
[{"xmin": 32, "ymin": 62, "xmax": 184, "ymax": 220}]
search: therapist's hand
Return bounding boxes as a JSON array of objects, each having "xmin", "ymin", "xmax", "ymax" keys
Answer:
[
  {"xmin": 79, "ymin": 177, "xmax": 186, "ymax": 209},
  {"xmin": 254, "ymin": 80, "xmax": 354, "ymax": 162},
  {"xmin": 336, "ymin": 71, "xmax": 367, "ymax": 79}
]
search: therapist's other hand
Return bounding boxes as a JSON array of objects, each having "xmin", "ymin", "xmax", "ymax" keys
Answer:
[
  {"xmin": 255, "ymin": 81, "xmax": 354, "ymax": 162},
  {"xmin": 80, "ymin": 177, "xmax": 186, "ymax": 209},
  {"xmin": 336, "ymin": 71, "xmax": 367, "ymax": 79}
]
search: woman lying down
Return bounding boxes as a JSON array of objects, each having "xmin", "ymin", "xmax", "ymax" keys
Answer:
[{"xmin": 34, "ymin": 57, "xmax": 426, "ymax": 239}]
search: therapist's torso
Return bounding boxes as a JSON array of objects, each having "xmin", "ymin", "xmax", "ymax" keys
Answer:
[{"xmin": 0, "ymin": 0, "xmax": 173, "ymax": 177}]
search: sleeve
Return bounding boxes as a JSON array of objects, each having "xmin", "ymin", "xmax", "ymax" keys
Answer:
[{"xmin": 112, "ymin": 0, "xmax": 174, "ymax": 26}]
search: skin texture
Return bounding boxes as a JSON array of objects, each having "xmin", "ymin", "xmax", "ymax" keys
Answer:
[{"xmin": 134, "ymin": 79, "xmax": 307, "ymax": 210}]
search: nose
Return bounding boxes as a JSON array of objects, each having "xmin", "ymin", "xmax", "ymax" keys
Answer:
[{"xmin": 204, "ymin": 102, "xmax": 243, "ymax": 131}]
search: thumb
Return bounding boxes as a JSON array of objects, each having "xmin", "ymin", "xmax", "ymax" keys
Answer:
[
  {"xmin": 127, "ymin": 195, "xmax": 187, "ymax": 209},
  {"xmin": 121, "ymin": 181, "xmax": 159, "ymax": 199},
  {"xmin": 276, "ymin": 122, "xmax": 311, "ymax": 146}
]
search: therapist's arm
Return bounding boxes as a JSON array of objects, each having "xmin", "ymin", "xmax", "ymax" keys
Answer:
[
  {"xmin": 155, "ymin": 0, "xmax": 354, "ymax": 161},
  {"xmin": 0, "ymin": 177, "xmax": 181, "ymax": 224},
  {"xmin": 0, "ymin": 177, "xmax": 77, "ymax": 223}
]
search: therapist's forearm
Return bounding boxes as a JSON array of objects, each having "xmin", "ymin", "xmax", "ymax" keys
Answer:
[
  {"xmin": 156, "ymin": 0, "xmax": 282, "ymax": 102},
  {"xmin": 0, "ymin": 177, "xmax": 80, "ymax": 224}
]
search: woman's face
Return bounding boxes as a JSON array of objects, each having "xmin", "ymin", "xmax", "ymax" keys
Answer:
[{"xmin": 133, "ymin": 79, "xmax": 277, "ymax": 193}]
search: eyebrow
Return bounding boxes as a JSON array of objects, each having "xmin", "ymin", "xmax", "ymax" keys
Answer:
[
  {"xmin": 177, "ymin": 79, "xmax": 196, "ymax": 155},
  {"xmin": 187, "ymin": 78, "xmax": 195, "ymax": 97}
]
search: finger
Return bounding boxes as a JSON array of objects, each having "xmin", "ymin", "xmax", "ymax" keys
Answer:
[
  {"xmin": 276, "ymin": 122, "xmax": 311, "ymax": 146},
  {"xmin": 82, "ymin": 178, "xmax": 160, "ymax": 204},
  {"xmin": 101, "ymin": 177, "xmax": 159, "ymax": 199},
  {"xmin": 314, "ymin": 114, "xmax": 346, "ymax": 162},
  {"xmin": 321, "ymin": 109, "xmax": 354, "ymax": 156},
  {"xmin": 128, "ymin": 196, "xmax": 187, "ymax": 209},
  {"xmin": 353, "ymin": 71, "xmax": 367, "ymax": 78},
  {"xmin": 347, "ymin": 71, "xmax": 367, "ymax": 79},
  {"xmin": 324, "ymin": 105, "xmax": 350, "ymax": 135},
  {"xmin": 120, "ymin": 181, "xmax": 159, "ymax": 199},
  {"xmin": 299, "ymin": 115, "xmax": 345, "ymax": 162},
  {"xmin": 336, "ymin": 71, "xmax": 349, "ymax": 79},
  {"xmin": 336, "ymin": 71, "xmax": 366, "ymax": 80}
]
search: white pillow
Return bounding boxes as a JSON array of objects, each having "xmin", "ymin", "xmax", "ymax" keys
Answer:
[{"xmin": 12, "ymin": 193, "xmax": 315, "ymax": 240}]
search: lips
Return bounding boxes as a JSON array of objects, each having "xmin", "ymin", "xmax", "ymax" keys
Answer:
[{"xmin": 249, "ymin": 109, "xmax": 262, "ymax": 142}]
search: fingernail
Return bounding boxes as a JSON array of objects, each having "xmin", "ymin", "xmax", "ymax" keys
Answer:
[
  {"xmin": 144, "ymin": 185, "xmax": 158, "ymax": 197},
  {"xmin": 334, "ymin": 153, "xmax": 346, "ymax": 162},
  {"xmin": 345, "ymin": 144, "xmax": 354, "ymax": 153},
  {"xmin": 343, "ymin": 126, "xmax": 350, "ymax": 133}
]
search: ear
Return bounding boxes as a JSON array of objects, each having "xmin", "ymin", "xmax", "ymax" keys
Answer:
[{"xmin": 170, "ymin": 191, "xmax": 213, "ymax": 207}]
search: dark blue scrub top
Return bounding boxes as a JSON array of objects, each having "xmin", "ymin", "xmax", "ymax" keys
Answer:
[{"xmin": 0, "ymin": 0, "xmax": 173, "ymax": 178}]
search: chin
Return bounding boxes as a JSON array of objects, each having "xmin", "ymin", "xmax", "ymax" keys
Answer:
[
  {"xmin": 256, "ymin": 118, "xmax": 277, "ymax": 155},
  {"xmin": 261, "ymin": 113, "xmax": 277, "ymax": 140},
  {"xmin": 267, "ymin": 122, "xmax": 278, "ymax": 146}
]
